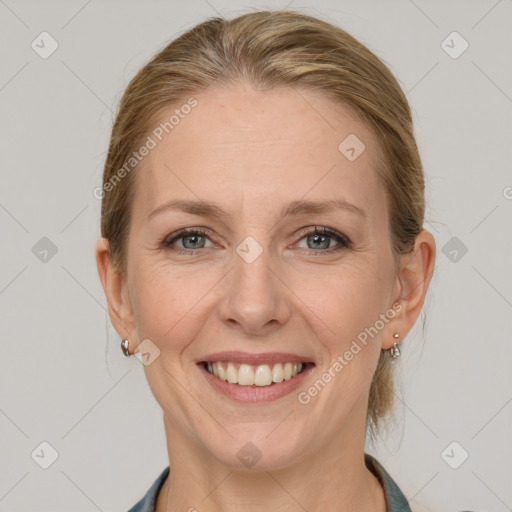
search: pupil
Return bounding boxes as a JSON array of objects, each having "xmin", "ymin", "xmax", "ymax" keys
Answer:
[
  {"xmin": 310, "ymin": 234, "xmax": 328, "ymax": 249},
  {"xmin": 185, "ymin": 234, "xmax": 203, "ymax": 248}
]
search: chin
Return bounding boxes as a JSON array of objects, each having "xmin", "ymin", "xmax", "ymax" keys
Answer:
[{"xmin": 201, "ymin": 425, "xmax": 310, "ymax": 472}]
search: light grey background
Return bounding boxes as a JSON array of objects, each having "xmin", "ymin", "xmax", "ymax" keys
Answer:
[{"xmin": 1, "ymin": 0, "xmax": 511, "ymax": 511}]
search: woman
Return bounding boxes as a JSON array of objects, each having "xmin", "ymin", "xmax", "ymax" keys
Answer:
[{"xmin": 96, "ymin": 10, "xmax": 436, "ymax": 511}]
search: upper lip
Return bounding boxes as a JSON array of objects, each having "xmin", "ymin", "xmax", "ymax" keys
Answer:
[{"xmin": 198, "ymin": 351, "xmax": 315, "ymax": 366}]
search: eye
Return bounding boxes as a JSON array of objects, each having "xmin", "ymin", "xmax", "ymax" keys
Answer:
[
  {"xmin": 160, "ymin": 226, "xmax": 352, "ymax": 256},
  {"xmin": 295, "ymin": 226, "xmax": 352, "ymax": 253},
  {"xmin": 161, "ymin": 228, "xmax": 215, "ymax": 254}
]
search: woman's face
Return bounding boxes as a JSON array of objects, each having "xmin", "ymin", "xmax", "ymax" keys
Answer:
[{"xmin": 109, "ymin": 82, "xmax": 405, "ymax": 469}]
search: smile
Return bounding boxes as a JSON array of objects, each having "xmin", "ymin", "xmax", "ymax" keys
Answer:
[{"xmin": 203, "ymin": 361, "xmax": 307, "ymax": 386}]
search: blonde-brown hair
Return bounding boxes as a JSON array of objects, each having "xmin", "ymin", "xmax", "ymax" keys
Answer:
[{"xmin": 100, "ymin": 10, "xmax": 425, "ymax": 436}]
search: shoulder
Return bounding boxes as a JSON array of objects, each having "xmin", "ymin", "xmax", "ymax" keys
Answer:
[
  {"xmin": 365, "ymin": 453, "xmax": 412, "ymax": 512},
  {"xmin": 126, "ymin": 466, "xmax": 170, "ymax": 512},
  {"xmin": 365, "ymin": 455, "xmax": 484, "ymax": 512}
]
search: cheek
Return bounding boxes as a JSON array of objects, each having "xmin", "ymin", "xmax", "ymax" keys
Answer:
[
  {"xmin": 303, "ymin": 269, "xmax": 387, "ymax": 414},
  {"xmin": 129, "ymin": 262, "xmax": 183, "ymax": 342},
  {"xmin": 297, "ymin": 259, "xmax": 390, "ymax": 387},
  {"xmin": 129, "ymin": 259, "xmax": 220, "ymax": 347},
  {"xmin": 305, "ymin": 261, "xmax": 387, "ymax": 334}
]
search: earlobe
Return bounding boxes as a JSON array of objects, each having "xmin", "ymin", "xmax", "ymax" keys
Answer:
[
  {"xmin": 384, "ymin": 230, "xmax": 436, "ymax": 349},
  {"xmin": 95, "ymin": 237, "xmax": 136, "ymax": 341}
]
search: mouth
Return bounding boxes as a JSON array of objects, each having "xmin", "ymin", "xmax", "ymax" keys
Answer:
[
  {"xmin": 200, "ymin": 360, "xmax": 313, "ymax": 387},
  {"xmin": 196, "ymin": 351, "xmax": 315, "ymax": 402}
]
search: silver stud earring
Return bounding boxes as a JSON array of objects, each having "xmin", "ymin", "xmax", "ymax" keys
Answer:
[
  {"xmin": 390, "ymin": 333, "xmax": 401, "ymax": 359},
  {"xmin": 121, "ymin": 339, "xmax": 131, "ymax": 357}
]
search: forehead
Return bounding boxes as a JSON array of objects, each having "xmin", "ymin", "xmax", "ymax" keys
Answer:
[{"xmin": 132, "ymin": 82, "xmax": 387, "ymax": 223}]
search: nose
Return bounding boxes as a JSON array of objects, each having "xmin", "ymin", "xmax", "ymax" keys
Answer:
[{"xmin": 218, "ymin": 244, "xmax": 292, "ymax": 337}]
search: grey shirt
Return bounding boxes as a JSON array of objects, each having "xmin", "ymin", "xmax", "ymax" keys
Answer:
[{"xmin": 126, "ymin": 453, "xmax": 411, "ymax": 512}]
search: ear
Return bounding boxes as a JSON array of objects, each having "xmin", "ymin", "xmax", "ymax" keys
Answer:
[
  {"xmin": 95, "ymin": 237, "xmax": 137, "ymax": 342},
  {"xmin": 383, "ymin": 229, "xmax": 436, "ymax": 349}
]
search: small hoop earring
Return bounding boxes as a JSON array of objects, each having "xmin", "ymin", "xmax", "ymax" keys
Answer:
[
  {"xmin": 121, "ymin": 339, "xmax": 131, "ymax": 357},
  {"xmin": 390, "ymin": 333, "xmax": 401, "ymax": 359}
]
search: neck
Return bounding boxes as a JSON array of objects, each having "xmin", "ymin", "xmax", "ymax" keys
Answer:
[
  {"xmin": 156, "ymin": 430, "xmax": 386, "ymax": 512},
  {"xmin": 156, "ymin": 410, "xmax": 386, "ymax": 512}
]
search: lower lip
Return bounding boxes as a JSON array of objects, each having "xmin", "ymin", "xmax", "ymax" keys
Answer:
[{"xmin": 198, "ymin": 363, "xmax": 314, "ymax": 403}]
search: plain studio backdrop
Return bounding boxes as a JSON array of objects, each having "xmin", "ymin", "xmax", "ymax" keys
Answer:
[{"xmin": 0, "ymin": 0, "xmax": 511, "ymax": 511}]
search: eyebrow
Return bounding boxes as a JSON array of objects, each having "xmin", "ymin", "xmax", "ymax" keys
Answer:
[
  {"xmin": 146, "ymin": 198, "xmax": 366, "ymax": 223},
  {"xmin": 146, "ymin": 199, "xmax": 367, "ymax": 222}
]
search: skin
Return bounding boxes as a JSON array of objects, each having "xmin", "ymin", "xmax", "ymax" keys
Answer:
[{"xmin": 96, "ymin": 81, "xmax": 436, "ymax": 511}]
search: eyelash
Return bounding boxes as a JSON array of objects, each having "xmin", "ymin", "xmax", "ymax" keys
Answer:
[{"xmin": 160, "ymin": 226, "xmax": 352, "ymax": 256}]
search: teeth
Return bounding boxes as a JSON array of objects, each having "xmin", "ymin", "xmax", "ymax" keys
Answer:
[
  {"xmin": 205, "ymin": 361, "xmax": 304, "ymax": 386},
  {"xmin": 226, "ymin": 362, "xmax": 238, "ymax": 383},
  {"xmin": 217, "ymin": 363, "xmax": 226, "ymax": 380},
  {"xmin": 283, "ymin": 362, "xmax": 293, "ymax": 380},
  {"xmin": 238, "ymin": 364, "xmax": 254, "ymax": 385},
  {"xmin": 254, "ymin": 364, "xmax": 272, "ymax": 386},
  {"xmin": 272, "ymin": 363, "xmax": 284, "ymax": 383}
]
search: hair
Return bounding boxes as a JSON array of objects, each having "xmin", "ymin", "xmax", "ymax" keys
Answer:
[{"xmin": 100, "ymin": 9, "xmax": 426, "ymax": 437}]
